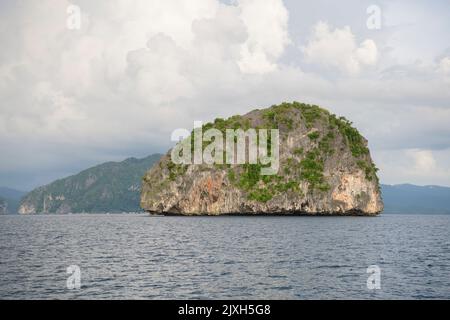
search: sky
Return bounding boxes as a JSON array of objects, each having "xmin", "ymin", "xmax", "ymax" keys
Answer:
[{"xmin": 0, "ymin": 0, "xmax": 449, "ymax": 191}]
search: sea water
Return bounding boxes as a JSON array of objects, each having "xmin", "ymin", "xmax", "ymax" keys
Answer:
[{"xmin": 0, "ymin": 214, "xmax": 449, "ymax": 299}]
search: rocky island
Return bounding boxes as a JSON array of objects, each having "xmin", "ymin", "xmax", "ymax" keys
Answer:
[{"xmin": 141, "ymin": 102, "xmax": 383, "ymax": 216}]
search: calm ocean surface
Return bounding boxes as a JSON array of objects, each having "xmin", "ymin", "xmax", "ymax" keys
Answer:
[{"xmin": 0, "ymin": 214, "xmax": 449, "ymax": 299}]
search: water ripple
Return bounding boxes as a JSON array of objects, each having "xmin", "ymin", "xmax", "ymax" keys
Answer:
[{"xmin": 0, "ymin": 214, "xmax": 449, "ymax": 299}]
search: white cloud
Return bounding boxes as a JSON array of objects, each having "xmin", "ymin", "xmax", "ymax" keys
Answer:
[
  {"xmin": 438, "ymin": 57, "xmax": 450, "ymax": 74},
  {"xmin": 301, "ymin": 21, "xmax": 378, "ymax": 75},
  {"xmin": 408, "ymin": 149, "xmax": 437, "ymax": 173},
  {"xmin": 375, "ymin": 148, "xmax": 450, "ymax": 186},
  {"xmin": 124, "ymin": 33, "xmax": 195, "ymax": 105},
  {"xmin": 237, "ymin": 0, "xmax": 290, "ymax": 74},
  {"xmin": 0, "ymin": 0, "xmax": 293, "ymax": 188}
]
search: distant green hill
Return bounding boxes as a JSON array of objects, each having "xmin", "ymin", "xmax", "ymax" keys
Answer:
[
  {"xmin": 18, "ymin": 154, "xmax": 162, "ymax": 214},
  {"xmin": 381, "ymin": 184, "xmax": 450, "ymax": 214}
]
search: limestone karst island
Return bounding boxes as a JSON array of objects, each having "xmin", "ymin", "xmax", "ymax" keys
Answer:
[{"xmin": 141, "ymin": 102, "xmax": 383, "ymax": 216}]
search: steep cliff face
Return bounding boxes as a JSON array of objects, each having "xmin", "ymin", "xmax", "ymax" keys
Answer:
[
  {"xmin": 141, "ymin": 102, "xmax": 383, "ymax": 215},
  {"xmin": 18, "ymin": 154, "xmax": 161, "ymax": 214}
]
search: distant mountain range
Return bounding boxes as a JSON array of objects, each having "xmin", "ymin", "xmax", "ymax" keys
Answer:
[
  {"xmin": 18, "ymin": 154, "xmax": 162, "ymax": 214},
  {"xmin": 381, "ymin": 184, "xmax": 450, "ymax": 214},
  {"xmin": 0, "ymin": 187, "xmax": 27, "ymax": 214},
  {"xmin": 3, "ymin": 154, "xmax": 449, "ymax": 215}
]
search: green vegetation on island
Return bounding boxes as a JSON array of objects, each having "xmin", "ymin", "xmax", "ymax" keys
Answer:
[{"xmin": 158, "ymin": 102, "xmax": 379, "ymax": 203}]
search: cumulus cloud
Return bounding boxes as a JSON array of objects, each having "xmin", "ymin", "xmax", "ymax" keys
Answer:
[
  {"xmin": 0, "ymin": 0, "xmax": 294, "ymax": 189},
  {"xmin": 0, "ymin": 0, "xmax": 289, "ymax": 106},
  {"xmin": 301, "ymin": 21, "xmax": 378, "ymax": 75},
  {"xmin": 438, "ymin": 57, "xmax": 450, "ymax": 74},
  {"xmin": 237, "ymin": 0, "xmax": 290, "ymax": 74},
  {"xmin": 409, "ymin": 149, "xmax": 437, "ymax": 173},
  {"xmin": 375, "ymin": 148, "xmax": 450, "ymax": 186}
]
